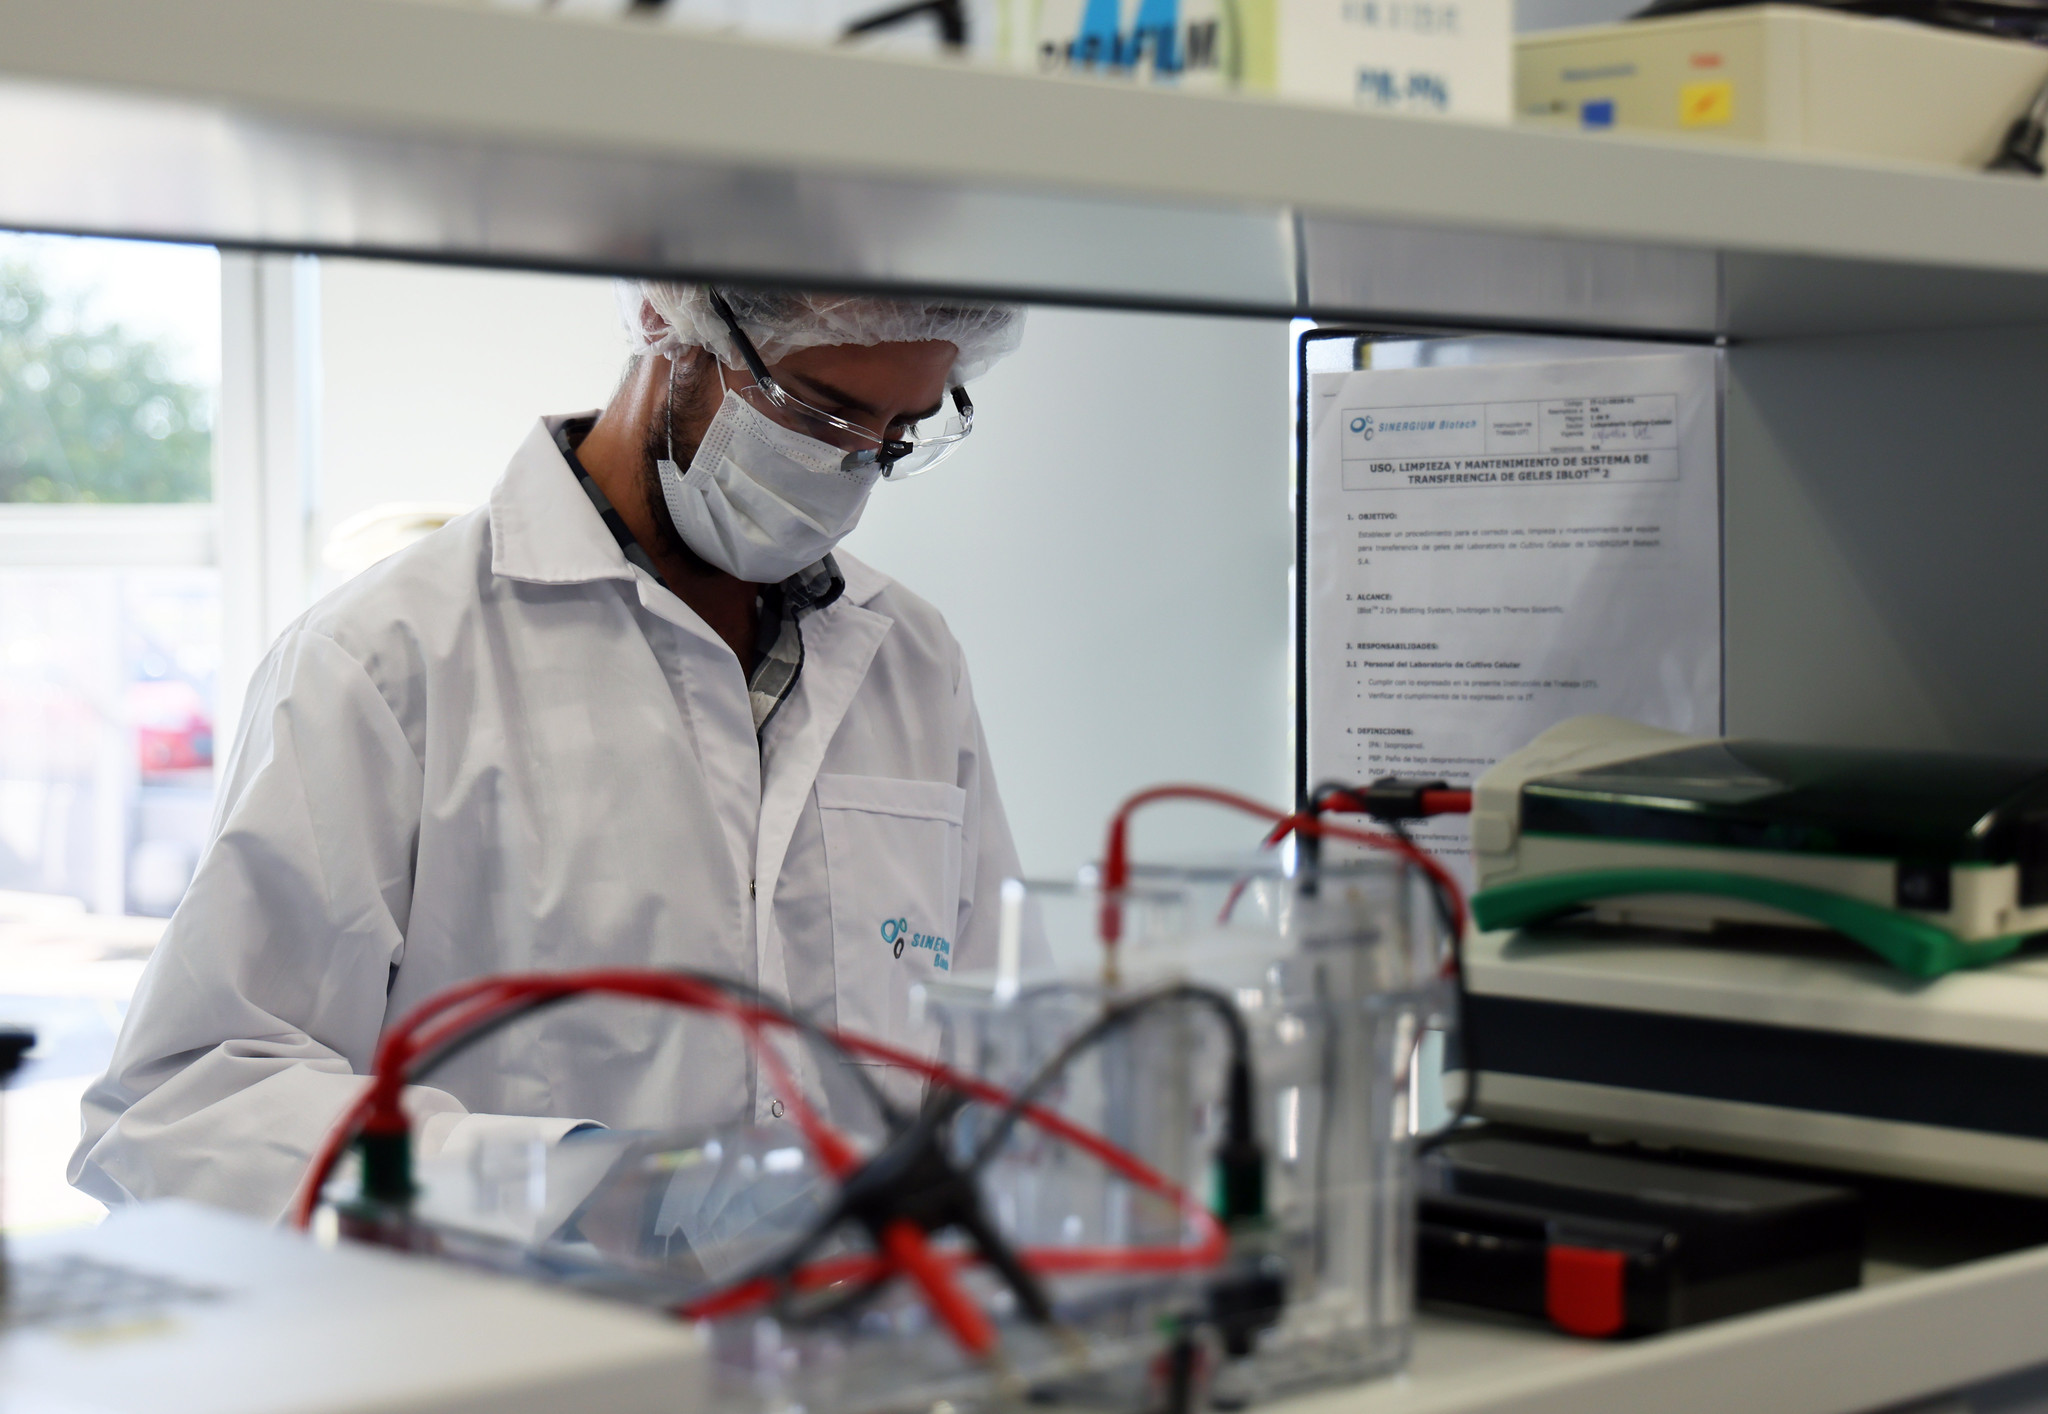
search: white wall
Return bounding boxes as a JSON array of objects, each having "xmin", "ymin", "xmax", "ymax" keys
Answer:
[
  {"xmin": 1723, "ymin": 324, "xmax": 2048, "ymax": 755},
  {"xmin": 314, "ymin": 258, "xmax": 625, "ymax": 595},
  {"xmin": 315, "ymin": 261, "xmax": 1297, "ymax": 878},
  {"xmin": 841, "ymin": 306, "xmax": 1294, "ymax": 878}
]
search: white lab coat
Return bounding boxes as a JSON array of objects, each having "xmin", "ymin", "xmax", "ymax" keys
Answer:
[{"xmin": 72, "ymin": 416, "xmax": 1029, "ymax": 1222}]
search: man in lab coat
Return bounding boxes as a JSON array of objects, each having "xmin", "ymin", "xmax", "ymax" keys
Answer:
[{"xmin": 70, "ymin": 284, "xmax": 1031, "ymax": 1223}]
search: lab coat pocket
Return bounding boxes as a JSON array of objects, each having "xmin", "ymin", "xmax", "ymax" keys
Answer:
[{"xmin": 815, "ymin": 774, "xmax": 968, "ymax": 1071}]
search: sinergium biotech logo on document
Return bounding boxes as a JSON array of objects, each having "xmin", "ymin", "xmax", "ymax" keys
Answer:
[
  {"xmin": 1338, "ymin": 394, "xmax": 1679, "ymax": 491},
  {"xmin": 882, "ymin": 917, "xmax": 952, "ymax": 970}
]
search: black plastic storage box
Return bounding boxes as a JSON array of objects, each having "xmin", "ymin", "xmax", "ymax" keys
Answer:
[{"xmin": 1419, "ymin": 1130, "xmax": 1863, "ymax": 1337}]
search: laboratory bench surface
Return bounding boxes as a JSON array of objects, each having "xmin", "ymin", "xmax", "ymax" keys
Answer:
[{"xmin": 23, "ymin": 1172, "xmax": 2048, "ymax": 1414}]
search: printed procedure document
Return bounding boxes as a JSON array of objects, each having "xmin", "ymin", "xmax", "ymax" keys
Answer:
[{"xmin": 1304, "ymin": 351, "xmax": 1722, "ymax": 876}]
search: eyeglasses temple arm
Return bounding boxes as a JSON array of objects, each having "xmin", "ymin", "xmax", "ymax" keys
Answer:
[{"xmin": 705, "ymin": 287, "xmax": 780, "ymax": 390}]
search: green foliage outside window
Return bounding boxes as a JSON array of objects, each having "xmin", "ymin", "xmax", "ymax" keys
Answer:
[{"xmin": 0, "ymin": 258, "xmax": 211, "ymax": 503}]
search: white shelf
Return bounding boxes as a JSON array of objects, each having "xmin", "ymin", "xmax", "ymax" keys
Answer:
[
  {"xmin": 5, "ymin": 0, "xmax": 2048, "ymax": 338},
  {"xmin": 1289, "ymin": 1242, "xmax": 2048, "ymax": 1414}
]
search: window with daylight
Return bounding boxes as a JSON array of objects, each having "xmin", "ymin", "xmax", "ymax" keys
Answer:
[
  {"xmin": 0, "ymin": 232, "xmax": 222, "ymax": 1234},
  {"xmin": 0, "ymin": 233, "xmax": 220, "ymax": 918}
]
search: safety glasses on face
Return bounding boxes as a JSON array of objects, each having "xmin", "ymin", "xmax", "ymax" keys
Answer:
[{"xmin": 707, "ymin": 288, "xmax": 974, "ymax": 479}]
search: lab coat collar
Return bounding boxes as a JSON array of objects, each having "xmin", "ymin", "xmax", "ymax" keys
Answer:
[
  {"xmin": 830, "ymin": 548, "xmax": 889, "ymax": 609},
  {"xmin": 490, "ymin": 414, "xmax": 638, "ymax": 587}
]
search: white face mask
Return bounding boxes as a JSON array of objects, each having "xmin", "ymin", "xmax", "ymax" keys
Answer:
[{"xmin": 658, "ymin": 383, "xmax": 882, "ymax": 584}]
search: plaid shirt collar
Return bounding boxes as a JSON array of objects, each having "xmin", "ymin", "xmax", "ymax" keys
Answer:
[{"xmin": 553, "ymin": 417, "xmax": 844, "ymax": 735}]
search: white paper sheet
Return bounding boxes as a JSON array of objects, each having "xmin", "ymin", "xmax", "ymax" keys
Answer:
[{"xmin": 1304, "ymin": 350, "xmax": 1722, "ymax": 878}]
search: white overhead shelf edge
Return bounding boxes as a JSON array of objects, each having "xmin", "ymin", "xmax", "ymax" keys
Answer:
[{"xmin": 5, "ymin": 0, "xmax": 2048, "ymax": 337}]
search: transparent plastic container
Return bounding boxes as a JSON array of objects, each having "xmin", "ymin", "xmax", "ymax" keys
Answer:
[
  {"xmin": 930, "ymin": 857, "xmax": 1448, "ymax": 1405},
  {"xmin": 381, "ymin": 855, "xmax": 1446, "ymax": 1414}
]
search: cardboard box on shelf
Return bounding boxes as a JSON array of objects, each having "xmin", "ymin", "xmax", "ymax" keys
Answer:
[
  {"xmin": 1517, "ymin": 5, "xmax": 2048, "ymax": 168},
  {"xmin": 1009, "ymin": 0, "xmax": 1513, "ymax": 121}
]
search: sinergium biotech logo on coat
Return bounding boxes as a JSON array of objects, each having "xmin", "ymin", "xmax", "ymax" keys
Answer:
[{"xmin": 882, "ymin": 916, "xmax": 951, "ymax": 970}]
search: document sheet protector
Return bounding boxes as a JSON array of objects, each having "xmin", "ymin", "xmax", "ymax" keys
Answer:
[{"xmin": 1303, "ymin": 349, "xmax": 1722, "ymax": 877}]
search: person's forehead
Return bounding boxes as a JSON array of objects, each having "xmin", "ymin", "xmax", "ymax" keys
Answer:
[
  {"xmin": 778, "ymin": 339, "xmax": 956, "ymax": 386},
  {"xmin": 777, "ymin": 341, "xmax": 954, "ymax": 414}
]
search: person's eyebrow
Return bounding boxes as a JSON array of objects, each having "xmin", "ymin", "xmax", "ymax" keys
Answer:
[
  {"xmin": 786, "ymin": 372, "xmax": 943, "ymax": 424},
  {"xmin": 784, "ymin": 373, "xmax": 880, "ymax": 417}
]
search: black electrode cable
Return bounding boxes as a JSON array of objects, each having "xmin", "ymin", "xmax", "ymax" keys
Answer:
[
  {"xmin": 1388, "ymin": 814, "xmax": 1479, "ymax": 1154},
  {"xmin": 1990, "ymin": 73, "xmax": 2048, "ymax": 174},
  {"xmin": 405, "ymin": 973, "xmax": 1062, "ymax": 1334},
  {"xmin": 767, "ymin": 1087, "xmax": 1061, "ymax": 1332},
  {"xmin": 840, "ymin": 0, "xmax": 968, "ymax": 48},
  {"xmin": 1301, "ymin": 782, "xmax": 1475, "ymax": 1153},
  {"xmin": 387, "ymin": 955, "xmax": 1272, "ymax": 1340},
  {"xmin": 965, "ymin": 983, "xmax": 1265, "ymax": 1227}
]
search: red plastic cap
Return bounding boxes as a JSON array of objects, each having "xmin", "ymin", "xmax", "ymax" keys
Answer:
[{"xmin": 1545, "ymin": 1245, "xmax": 1628, "ymax": 1338}]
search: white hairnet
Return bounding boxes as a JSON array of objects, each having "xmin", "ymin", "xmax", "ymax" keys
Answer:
[{"xmin": 622, "ymin": 281, "xmax": 1025, "ymax": 385}]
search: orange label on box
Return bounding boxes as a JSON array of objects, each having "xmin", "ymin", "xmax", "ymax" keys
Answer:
[{"xmin": 1679, "ymin": 79, "xmax": 1733, "ymax": 126}]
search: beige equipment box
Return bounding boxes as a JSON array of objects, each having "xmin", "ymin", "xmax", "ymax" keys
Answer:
[{"xmin": 1517, "ymin": 4, "xmax": 2048, "ymax": 168}]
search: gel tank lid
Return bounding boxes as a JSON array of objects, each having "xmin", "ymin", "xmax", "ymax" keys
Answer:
[{"xmin": 1521, "ymin": 740, "xmax": 2048, "ymax": 863}]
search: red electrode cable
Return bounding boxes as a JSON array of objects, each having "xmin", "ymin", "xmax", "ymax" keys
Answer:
[
  {"xmin": 296, "ymin": 972, "xmax": 952, "ymax": 1333},
  {"xmin": 296, "ymin": 783, "xmax": 1469, "ymax": 1347},
  {"xmin": 1097, "ymin": 785, "xmax": 1471, "ymax": 981},
  {"xmin": 1312, "ymin": 785, "xmax": 1473, "ymax": 820},
  {"xmin": 292, "ymin": 970, "xmax": 1228, "ymax": 1355}
]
